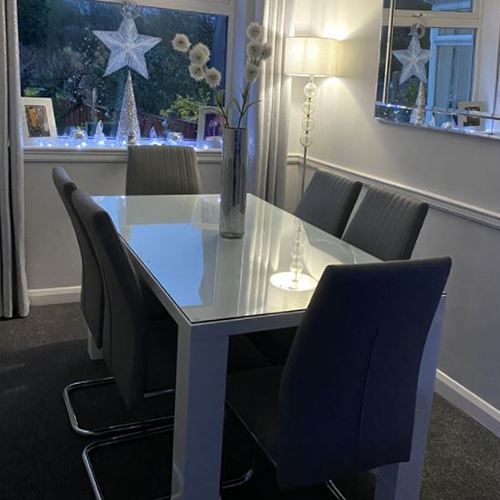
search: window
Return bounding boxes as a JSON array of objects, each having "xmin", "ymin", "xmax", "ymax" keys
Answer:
[{"xmin": 18, "ymin": 0, "xmax": 229, "ymax": 141}]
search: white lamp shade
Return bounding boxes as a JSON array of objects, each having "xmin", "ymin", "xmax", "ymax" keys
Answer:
[{"xmin": 285, "ymin": 37, "xmax": 339, "ymax": 77}]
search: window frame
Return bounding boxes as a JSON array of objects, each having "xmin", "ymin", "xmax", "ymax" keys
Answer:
[{"xmin": 391, "ymin": 0, "xmax": 481, "ymax": 21}]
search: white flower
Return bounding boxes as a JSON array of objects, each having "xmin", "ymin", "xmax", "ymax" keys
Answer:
[
  {"xmin": 198, "ymin": 43, "xmax": 211, "ymax": 60},
  {"xmin": 244, "ymin": 62, "xmax": 260, "ymax": 83},
  {"xmin": 205, "ymin": 67, "xmax": 222, "ymax": 88},
  {"xmin": 189, "ymin": 43, "xmax": 210, "ymax": 66},
  {"xmin": 247, "ymin": 22, "xmax": 264, "ymax": 41},
  {"xmin": 261, "ymin": 43, "xmax": 273, "ymax": 60},
  {"xmin": 172, "ymin": 33, "xmax": 191, "ymax": 53},
  {"xmin": 189, "ymin": 64, "xmax": 205, "ymax": 82},
  {"xmin": 247, "ymin": 41, "xmax": 262, "ymax": 59}
]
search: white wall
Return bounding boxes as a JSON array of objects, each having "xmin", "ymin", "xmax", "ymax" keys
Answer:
[
  {"xmin": 25, "ymin": 149, "xmax": 222, "ymax": 294},
  {"xmin": 287, "ymin": 0, "xmax": 500, "ymax": 427}
]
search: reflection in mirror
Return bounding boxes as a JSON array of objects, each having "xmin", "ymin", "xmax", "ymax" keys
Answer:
[{"xmin": 375, "ymin": 0, "xmax": 500, "ymax": 139}]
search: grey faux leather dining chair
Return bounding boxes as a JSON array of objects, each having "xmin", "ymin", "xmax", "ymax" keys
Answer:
[
  {"xmin": 343, "ymin": 185, "xmax": 429, "ymax": 261},
  {"xmin": 226, "ymin": 257, "xmax": 451, "ymax": 492},
  {"xmin": 72, "ymin": 189, "xmax": 179, "ymax": 409},
  {"xmin": 53, "ymin": 167, "xmax": 175, "ymax": 437},
  {"xmin": 126, "ymin": 145, "xmax": 202, "ymax": 195},
  {"xmin": 72, "ymin": 189, "xmax": 263, "ymax": 500},
  {"xmin": 295, "ymin": 170, "xmax": 362, "ymax": 237}
]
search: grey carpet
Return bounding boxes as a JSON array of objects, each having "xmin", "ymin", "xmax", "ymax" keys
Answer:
[{"xmin": 0, "ymin": 303, "xmax": 499, "ymax": 499}]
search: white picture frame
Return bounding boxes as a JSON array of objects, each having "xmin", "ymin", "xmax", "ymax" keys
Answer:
[
  {"xmin": 197, "ymin": 106, "xmax": 225, "ymax": 144},
  {"xmin": 458, "ymin": 101, "xmax": 486, "ymax": 131},
  {"xmin": 20, "ymin": 97, "xmax": 57, "ymax": 142}
]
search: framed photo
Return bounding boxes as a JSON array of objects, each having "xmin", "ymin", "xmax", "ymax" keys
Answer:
[
  {"xmin": 20, "ymin": 97, "xmax": 57, "ymax": 142},
  {"xmin": 458, "ymin": 101, "xmax": 486, "ymax": 131},
  {"xmin": 197, "ymin": 106, "xmax": 225, "ymax": 144}
]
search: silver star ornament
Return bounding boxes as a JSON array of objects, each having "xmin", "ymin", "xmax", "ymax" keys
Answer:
[
  {"xmin": 93, "ymin": 18, "xmax": 161, "ymax": 79},
  {"xmin": 393, "ymin": 35, "xmax": 432, "ymax": 85}
]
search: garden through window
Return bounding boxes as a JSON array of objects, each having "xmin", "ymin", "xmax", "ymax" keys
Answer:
[{"xmin": 18, "ymin": 0, "xmax": 228, "ymax": 141}]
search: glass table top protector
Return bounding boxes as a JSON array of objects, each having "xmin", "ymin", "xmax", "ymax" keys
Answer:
[{"xmin": 94, "ymin": 194, "xmax": 379, "ymax": 324}]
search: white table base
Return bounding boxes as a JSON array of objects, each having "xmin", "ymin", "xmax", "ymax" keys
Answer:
[
  {"xmin": 171, "ymin": 322, "xmax": 229, "ymax": 500},
  {"xmin": 375, "ymin": 296, "xmax": 446, "ymax": 500}
]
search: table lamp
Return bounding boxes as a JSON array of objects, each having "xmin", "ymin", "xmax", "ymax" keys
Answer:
[{"xmin": 285, "ymin": 36, "xmax": 339, "ymax": 195}]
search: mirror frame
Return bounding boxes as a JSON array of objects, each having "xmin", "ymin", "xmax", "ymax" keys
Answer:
[{"xmin": 375, "ymin": 0, "xmax": 500, "ymax": 141}]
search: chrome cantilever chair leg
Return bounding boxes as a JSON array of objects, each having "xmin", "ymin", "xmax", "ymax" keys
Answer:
[
  {"xmin": 83, "ymin": 426, "xmax": 254, "ymax": 500},
  {"xmin": 326, "ymin": 480, "xmax": 348, "ymax": 500},
  {"xmin": 63, "ymin": 378, "xmax": 175, "ymax": 437}
]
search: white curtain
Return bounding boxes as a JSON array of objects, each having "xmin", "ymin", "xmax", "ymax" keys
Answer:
[
  {"xmin": 248, "ymin": 0, "xmax": 295, "ymax": 208},
  {"xmin": 0, "ymin": 0, "xmax": 29, "ymax": 318}
]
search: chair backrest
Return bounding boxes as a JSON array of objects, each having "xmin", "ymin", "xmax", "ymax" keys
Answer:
[
  {"xmin": 126, "ymin": 145, "xmax": 202, "ymax": 196},
  {"xmin": 343, "ymin": 186, "xmax": 429, "ymax": 261},
  {"xmin": 52, "ymin": 167, "xmax": 104, "ymax": 348},
  {"xmin": 72, "ymin": 189, "xmax": 149, "ymax": 409},
  {"xmin": 276, "ymin": 258, "xmax": 452, "ymax": 489},
  {"xmin": 295, "ymin": 170, "xmax": 362, "ymax": 238}
]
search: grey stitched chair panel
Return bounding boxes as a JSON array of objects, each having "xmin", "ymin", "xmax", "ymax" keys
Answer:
[
  {"xmin": 226, "ymin": 258, "xmax": 451, "ymax": 491},
  {"xmin": 52, "ymin": 167, "xmax": 105, "ymax": 348},
  {"xmin": 342, "ymin": 186, "xmax": 429, "ymax": 261},
  {"xmin": 295, "ymin": 170, "xmax": 362, "ymax": 237},
  {"xmin": 126, "ymin": 146, "xmax": 202, "ymax": 196}
]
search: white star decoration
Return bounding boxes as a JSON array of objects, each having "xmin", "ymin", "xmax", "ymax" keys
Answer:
[
  {"xmin": 393, "ymin": 35, "xmax": 432, "ymax": 85},
  {"xmin": 93, "ymin": 18, "xmax": 161, "ymax": 79}
]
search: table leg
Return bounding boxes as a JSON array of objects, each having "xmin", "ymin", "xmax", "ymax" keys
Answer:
[
  {"xmin": 171, "ymin": 322, "xmax": 229, "ymax": 500},
  {"xmin": 375, "ymin": 296, "xmax": 447, "ymax": 500}
]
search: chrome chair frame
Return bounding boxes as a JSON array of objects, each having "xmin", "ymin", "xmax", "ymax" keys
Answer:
[
  {"xmin": 63, "ymin": 377, "xmax": 175, "ymax": 437},
  {"xmin": 326, "ymin": 480, "xmax": 348, "ymax": 500},
  {"xmin": 83, "ymin": 426, "xmax": 254, "ymax": 500}
]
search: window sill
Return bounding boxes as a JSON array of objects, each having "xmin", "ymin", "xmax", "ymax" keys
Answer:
[{"xmin": 24, "ymin": 139, "xmax": 223, "ymax": 164}]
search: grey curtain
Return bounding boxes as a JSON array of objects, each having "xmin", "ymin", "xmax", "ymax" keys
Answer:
[
  {"xmin": 0, "ymin": 0, "xmax": 29, "ymax": 318},
  {"xmin": 248, "ymin": 0, "xmax": 295, "ymax": 207}
]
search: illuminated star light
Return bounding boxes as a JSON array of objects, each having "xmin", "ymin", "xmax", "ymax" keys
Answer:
[
  {"xmin": 93, "ymin": 18, "xmax": 161, "ymax": 79},
  {"xmin": 393, "ymin": 35, "xmax": 432, "ymax": 85}
]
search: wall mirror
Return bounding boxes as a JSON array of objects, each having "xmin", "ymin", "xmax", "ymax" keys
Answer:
[{"xmin": 375, "ymin": 0, "xmax": 500, "ymax": 140}]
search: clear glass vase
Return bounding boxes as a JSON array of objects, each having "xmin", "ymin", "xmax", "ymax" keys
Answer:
[{"xmin": 220, "ymin": 128, "xmax": 248, "ymax": 239}]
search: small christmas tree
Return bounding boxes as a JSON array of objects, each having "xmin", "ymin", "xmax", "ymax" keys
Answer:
[
  {"xmin": 410, "ymin": 81, "xmax": 427, "ymax": 126},
  {"xmin": 117, "ymin": 71, "xmax": 140, "ymax": 143}
]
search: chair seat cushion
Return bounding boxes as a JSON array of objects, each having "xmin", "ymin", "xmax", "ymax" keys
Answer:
[
  {"xmin": 145, "ymin": 319, "xmax": 178, "ymax": 393},
  {"xmin": 226, "ymin": 366, "xmax": 284, "ymax": 463},
  {"xmin": 228, "ymin": 335, "xmax": 271, "ymax": 373}
]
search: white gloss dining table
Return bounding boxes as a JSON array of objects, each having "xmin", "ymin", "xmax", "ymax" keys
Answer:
[{"xmin": 93, "ymin": 193, "xmax": 446, "ymax": 500}]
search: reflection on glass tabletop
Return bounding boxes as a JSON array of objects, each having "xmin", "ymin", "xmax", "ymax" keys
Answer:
[{"xmin": 95, "ymin": 194, "xmax": 379, "ymax": 324}]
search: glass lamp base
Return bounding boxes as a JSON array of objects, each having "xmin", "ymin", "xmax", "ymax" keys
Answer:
[{"xmin": 270, "ymin": 272, "xmax": 317, "ymax": 292}]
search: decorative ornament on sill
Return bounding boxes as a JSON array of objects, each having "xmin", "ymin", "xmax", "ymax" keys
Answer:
[
  {"xmin": 70, "ymin": 127, "xmax": 88, "ymax": 143},
  {"xmin": 149, "ymin": 126, "xmax": 158, "ymax": 139},
  {"xmin": 93, "ymin": 0, "xmax": 161, "ymax": 144},
  {"xmin": 94, "ymin": 120, "xmax": 106, "ymax": 143}
]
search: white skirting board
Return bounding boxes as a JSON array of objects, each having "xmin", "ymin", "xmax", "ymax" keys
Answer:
[
  {"xmin": 28, "ymin": 285, "xmax": 500, "ymax": 438},
  {"xmin": 435, "ymin": 370, "xmax": 500, "ymax": 438},
  {"xmin": 29, "ymin": 286, "xmax": 81, "ymax": 306}
]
